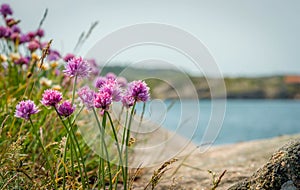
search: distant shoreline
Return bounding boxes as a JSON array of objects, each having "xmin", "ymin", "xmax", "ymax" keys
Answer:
[{"xmin": 100, "ymin": 66, "xmax": 300, "ymax": 99}]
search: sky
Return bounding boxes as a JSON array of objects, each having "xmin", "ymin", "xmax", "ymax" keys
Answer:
[{"xmin": 3, "ymin": 0, "xmax": 300, "ymax": 76}]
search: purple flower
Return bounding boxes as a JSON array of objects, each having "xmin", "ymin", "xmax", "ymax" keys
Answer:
[
  {"xmin": 99, "ymin": 79, "xmax": 122, "ymax": 102},
  {"xmin": 88, "ymin": 59, "xmax": 100, "ymax": 76},
  {"xmin": 36, "ymin": 29, "xmax": 44, "ymax": 38},
  {"xmin": 47, "ymin": 50, "xmax": 61, "ymax": 61},
  {"xmin": 28, "ymin": 40, "xmax": 40, "ymax": 52},
  {"xmin": 26, "ymin": 31, "xmax": 36, "ymax": 40},
  {"xmin": 94, "ymin": 91, "xmax": 112, "ymax": 111},
  {"xmin": 0, "ymin": 26, "xmax": 10, "ymax": 38},
  {"xmin": 117, "ymin": 77, "xmax": 127, "ymax": 88},
  {"xmin": 122, "ymin": 94, "xmax": 135, "ymax": 108},
  {"xmin": 11, "ymin": 25, "xmax": 21, "ymax": 33},
  {"xmin": 15, "ymin": 100, "xmax": 39, "ymax": 120},
  {"xmin": 63, "ymin": 53, "xmax": 75, "ymax": 62},
  {"xmin": 15, "ymin": 56, "xmax": 30, "ymax": 65},
  {"xmin": 78, "ymin": 86, "xmax": 95, "ymax": 109},
  {"xmin": 0, "ymin": 4, "xmax": 13, "ymax": 17},
  {"xmin": 20, "ymin": 34, "xmax": 30, "ymax": 43},
  {"xmin": 41, "ymin": 89, "xmax": 63, "ymax": 106},
  {"xmin": 106, "ymin": 72, "xmax": 116, "ymax": 80},
  {"xmin": 0, "ymin": 26, "xmax": 6, "ymax": 38},
  {"xmin": 58, "ymin": 101, "xmax": 75, "ymax": 117},
  {"xmin": 10, "ymin": 32, "xmax": 19, "ymax": 41},
  {"xmin": 63, "ymin": 57, "xmax": 91, "ymax": 78},
  {"xmin": 127, "ymin": 80, "xmax": 150, "ymax": 102},
  {"xmin": 95, "ymin": 77, "xmax": 107, "ymax": 89}
]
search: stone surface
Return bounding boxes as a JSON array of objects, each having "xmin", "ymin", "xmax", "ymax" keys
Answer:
[{"xmin": 229, "ymin": 139, "xmax": 300, "ymax": 190}]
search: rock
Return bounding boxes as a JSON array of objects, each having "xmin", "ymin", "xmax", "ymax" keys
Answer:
[
  {"xmin": 281, "ymin": 180, "xmax": 297, "ymax": 190},
  {"xmin": 229, "ymin": 139, "xmax": 300, "ymax": 190}
]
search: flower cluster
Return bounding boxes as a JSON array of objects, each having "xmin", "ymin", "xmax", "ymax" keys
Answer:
[
  {"xmin": 78, "ymin": 72, "xmax": 150, "ymax": 111},
  {"xmin": 125, "ymin": 80, "xmax": 150, "ymax": 102},
  {"xmin": 0, "ymin": 4, "xmax": 13, "ymax": 18},
  {"xmin": 78, "ymin": 86, "xmax": 95, "ymax": 109},
  {"xmin": 58, "ymin": 101, "xmax": 75, "ymax": 117},
  {"xmin": 40, "ymin": 89, "xmax": 75, "ymax": 117},
  {"xmin": 99, "ymin": 79, "xmax": 122, "ymax": 102},
  {"xmin": 15, "ymin": 100, "xmax": 39, "ymax": 120},
  {"xmin": 8, "ymin": 3, "xmax": 153, "ymax": 188},
  {"xmin": 94, "ymin": 91, "xmax": 112, "ymax": 110},
  {"xmin": 121, "ymin": 80, "xmax": 150, "ymax": 108},
  {"xmin": 63, "ymin": 57, "xmax": 91, "ymax": 79},
  {"xmin": 0, "ymin": 3, "xmax": 101, "ymax": 80},
  {"xmin": 41, "ymin": 89, "xmax": 62, "ymax": 107}
]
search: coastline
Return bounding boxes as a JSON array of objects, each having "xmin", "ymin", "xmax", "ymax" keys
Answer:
[{"xmin": 135, "ymin": 133, "xmax": 300, "ymax": 189}]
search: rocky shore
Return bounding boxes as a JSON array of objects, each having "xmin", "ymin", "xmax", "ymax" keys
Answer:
[{"xmin": 134, "ymin": 134, "xmax": 300, "ymax": 189}]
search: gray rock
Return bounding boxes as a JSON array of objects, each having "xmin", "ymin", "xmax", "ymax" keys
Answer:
[
  {"xmin": 281, "ymin": 180, "xmax": 297, "ymax": 190},
  {"xmin": 229, "ymin": 139, "xmax": 300, "ymax": 190}
]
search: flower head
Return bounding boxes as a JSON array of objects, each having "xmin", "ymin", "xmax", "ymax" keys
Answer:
[
  {"xmin": 28, "ymin": 40, "xmax": 40, "ymax": 52},
  {"xmin": 63, "ymin": 57, "xmax": 91, "ymax": 78},
  {"xmin": 88, "ymin": 59, "xmax": 100, "ymax": 76},
  {"xmin": 106, "ymin": 72, "xmax": 116, "ymax": 80},
  {"xmin": 15, "ymin": 56, "xmax": 29, "ymax": 65},
  {"xmin": 122, "ymin": 94, "xmax": 135, "ymax": 108},
  {"xmin": 10, "ymin": 32, "xmax": 19, "ymax": 41},
  {"xmin": 127, "ymin": 80, "xmax": 150, "ymax": 102},
  {"xmin": 58, "ymin": 101, "xmax": 75, "ymax": 117},
  {"xmin": 41, "ymin": 89, "xmax": 62, "ymax": 106},
  {"xmin": 36, "ymin": 29, "xmax": 44, "ymax": 38},
  {"xmin": 63, "ymin": 53, "xmax": 75, "ymax": 62},
  {"xmin": 95, "ymin": 77, "xmax": 107, "ymax": 89},
  {"xmin": 0, "ymin": 26, "xmax": 10, "ymax": 38},
  {"xmin": 26, "ymin": 31, "xmax": 36, "ymax": 40},
  {"xmin": 94, "ymin": 91, "xmax": 112, "ymax": 111},
  {"xmin": 11, "ymin": 25, "xmax": 21, "ymax": 33},
  {"xmin": 47, "ymin": 50, "xmax": 61, "ymax": 61},
  {"xmin": 100, "ymin": 79, "xmax": 122, "ymax": 102},
  {"xmin": 0, "ymin": 4, "xmax": 13, "ymax": 17},
  {"xmin": 78, "ymin": 86, "xmax": 95, "ymax": 109},
  {"xmin": 117, "ymin": 77, "xmax": 127, "ymax": 88},
  {"xmin": 19, "ymin": 34, "xmax": 30, "ymax": 43},
  {"xmin": 15, "ymin": 100, "xmax": 39, "ymax": 120}
]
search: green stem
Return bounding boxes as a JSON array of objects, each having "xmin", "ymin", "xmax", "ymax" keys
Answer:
[
  {"xmin": 102, "ymin": 112, "xmax": 113, "ymax": 190},
  {"xmin": 106, "ymin": 112, "xmax": 125, "ymax": 190},
  {"xmin": 54, "ymin": 107, "xmax": 72, "ymax": 190},
  {"xmin": 62, "ymin": 130, "xmax": 69, "ymax": 190},
  {"xmin": 138, "ymin": 102, "xmax": 146, "ymax": 128},
  {"xmin": 67, "ymin": 117, "xmax": 88, "ymax": 189},
  {"xmin": 92, "ymin": 108, "xmax": 112, "ymax": 190},
  {"xmin": 92, "ymin": 108, "xmax": 105, "ymax": 189},
  {"xmin": 71, "ymin": 105, "xmax": 84, "ymax": 125},
  {"xmin": 71, "ymin": 75, "xmax": 78, "ymax": 105},
  {"xmin": 29, "ymin": 118, "xmax": 57, "ymax": 189},
  {"xmin": 121, "ymin": 110, "xmax": 129, "ymax": 153},
  {"xmin": 70, "ymin": 140, "xmax": 75, "ymax": 178},
  {"xmin": 119, "ymin": 109, "xmax": 129, "ymax": 190},
  {"xmin": 124, "ymin": 101, "xmax": 136, "ymax": 189},
  {"xmin": 54, "ymin": 107, "xmax": 87, "ymax": 189}
]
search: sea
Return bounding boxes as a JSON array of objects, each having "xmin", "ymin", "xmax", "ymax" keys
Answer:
[{"xmin": 135, "ymin": 99, "xmax": 300, "ymax": 145}]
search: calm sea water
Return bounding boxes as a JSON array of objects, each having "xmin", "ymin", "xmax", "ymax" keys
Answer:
[{"xmin": 137, "ymin": 99, "xmax": 300, "ymax": 145}]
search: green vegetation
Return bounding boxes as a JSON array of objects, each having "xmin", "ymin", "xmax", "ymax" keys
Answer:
[{"xmin": 101, "ymin": 66, "xmax": 300, "ymax": 99}]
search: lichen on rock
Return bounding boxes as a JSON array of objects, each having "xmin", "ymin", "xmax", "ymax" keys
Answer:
[{"xmin": 229, "ymin": 139, "xmax": 300, "ymax": 190}]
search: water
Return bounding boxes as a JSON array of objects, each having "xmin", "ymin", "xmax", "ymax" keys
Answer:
[{"xmin": 138, "ymin": 99, "xmax": 300, "ymax": 145}]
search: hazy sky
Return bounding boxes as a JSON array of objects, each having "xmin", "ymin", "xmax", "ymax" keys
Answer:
[{"xmin": 4, "ymin": 0, "xmax": 300, "ymax": 76}]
